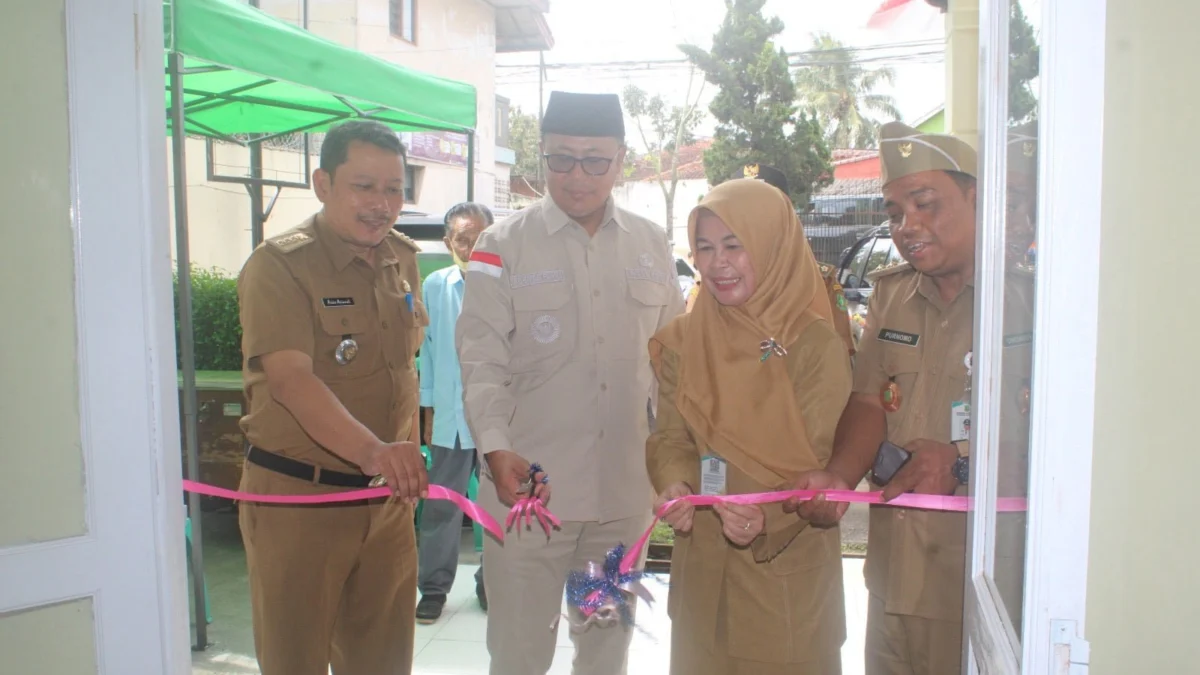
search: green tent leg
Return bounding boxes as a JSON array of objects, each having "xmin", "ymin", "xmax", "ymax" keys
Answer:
[
  {"xmin": 415, "ymin": 445, "xmax": 431, "ymax": 531},
  {"xmin": 468, "ymin": 469, "xmax": 482, "ymax": 552},
  {"xmin": 184, "ymin": 517, "xmax": 213, "ymax": 625}
]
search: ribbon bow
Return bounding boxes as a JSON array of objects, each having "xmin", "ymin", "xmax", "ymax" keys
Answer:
[{"xmin": 564, "ymin": 544, "xmax": 653, "ymax": 632}]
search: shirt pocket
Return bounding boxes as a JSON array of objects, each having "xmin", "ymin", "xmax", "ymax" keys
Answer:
[
  {"xmin": 615, "ymin": 278, "xmax": 671, "ymax": 358},
  {"xmin": 510, "ymin": 281, "xmax": 574, "ymax": 373},
  {"xmin": 882, "ymin": 347, "xmax": 923, "ymax": 423},
  {"xmin": 314, "ymin": 305, "xmax": 379, "ymax": 381}
]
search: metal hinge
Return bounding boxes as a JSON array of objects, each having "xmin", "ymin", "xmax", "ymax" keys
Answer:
[{"xmin": 1051, "ymin": 619, "xmax": 1090, "ymax": 674}]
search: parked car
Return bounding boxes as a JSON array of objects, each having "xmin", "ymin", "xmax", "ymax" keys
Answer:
[{"xmin": 836, "ymin": 223, "xmax": 903, "ymax": 345}]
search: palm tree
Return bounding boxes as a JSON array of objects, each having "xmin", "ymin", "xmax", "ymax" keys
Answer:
[{"xmin": 794, "ymin": 32, "xmax": 904, "ymax": 149}]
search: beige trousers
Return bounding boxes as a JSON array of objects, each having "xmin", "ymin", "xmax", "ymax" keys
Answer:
[
  {"xmin": 483, "ymin": 515, "xmax": 653, "ymax": 675},
  {"xmin": 239, "ymin": 462, "xmax": 417, "ymax": 675},
  {"xmin": 865, "ymin": 593, "xmax": 964, "ymax": 675}
]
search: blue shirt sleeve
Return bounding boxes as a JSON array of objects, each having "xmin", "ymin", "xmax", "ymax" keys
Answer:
[{"xmin": 418, "ymin": 273, "xmax": 437, "ymax": 407}]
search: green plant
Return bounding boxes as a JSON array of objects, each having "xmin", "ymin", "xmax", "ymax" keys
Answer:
[
  {"xmin": 649, "ymin": 520, "xmax": 676, "ymax": 546},
  {"xmin": 173, "ymin": 266, "xmax": 243, "ymax": 371}
]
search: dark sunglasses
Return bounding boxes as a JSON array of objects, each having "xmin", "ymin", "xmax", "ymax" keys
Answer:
[{"xmin": 542, "ymin": 154, "xmax": 616, "ymax": 176}]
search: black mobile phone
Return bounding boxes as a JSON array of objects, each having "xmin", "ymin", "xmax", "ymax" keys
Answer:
[{"xmin": 871, "ymin": 441, "xmax": 912, "ymax": 486}]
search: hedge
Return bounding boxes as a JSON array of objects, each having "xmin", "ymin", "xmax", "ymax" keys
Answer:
[{"xmin": 173, "ymin": 266, "xmax": 243, "ymax": 371}]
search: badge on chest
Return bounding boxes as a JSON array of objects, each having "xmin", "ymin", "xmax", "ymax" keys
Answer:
[{"xmin": 700, "ymin": 453, "xmax": 728, "ymax": 496}]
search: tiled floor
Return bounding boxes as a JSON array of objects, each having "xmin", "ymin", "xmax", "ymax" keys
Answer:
[{"xmin": 190, "ymin": 511, "xmax": 868, "ymax": 675}]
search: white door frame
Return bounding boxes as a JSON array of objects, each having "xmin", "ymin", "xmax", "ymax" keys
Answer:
[
  {"xmin": 0, "ymin": 0, "xmax": 189, "ymax": 672},
  {"xmin": 966, "ymin": 0, "xmax": 1106, "ymax": 672}
]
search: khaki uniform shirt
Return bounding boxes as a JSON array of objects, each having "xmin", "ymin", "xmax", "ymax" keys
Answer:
[
  {"xmin": 854, "ymin": 263, "xmax": 973, "ymax": 622},
  {"xmin": 457, "ymin": 197, "xmax": 685, "ymax": 523},
  {"xmin": 238, "ymin": 214, "xmax": 427, "ymax": 472}
]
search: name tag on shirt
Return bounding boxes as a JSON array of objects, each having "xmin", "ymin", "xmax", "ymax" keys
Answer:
[
  {"xmin": 700, "ymin": 454, "xmax": 728, "ymax": 496},
  {"xmin": 951, "ymin": 401, "xmax": 971, "ymax": 442}
]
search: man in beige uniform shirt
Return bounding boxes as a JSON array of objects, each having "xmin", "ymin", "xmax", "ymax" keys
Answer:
[
  {"xmin": 456, "ymin": 91, "xmax": 684, "ymax": 675},
  {"xmin": 787, "ymin": 122, "xmax": 979, "ymax": 673},
  {"xmin": 237, "ymin": 120, "xmax": 428, "ymax": 675}
]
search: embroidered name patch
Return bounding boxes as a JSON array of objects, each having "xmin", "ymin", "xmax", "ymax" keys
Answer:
[
  {"xmin": 878, "ymin": 329, "xmax": 920, "ymax": 347},
  {"xmin": 625, "ymin": 268, "xmax": 671, "ymax": 284},
  {"xmin": 509, "ymin": 270, "xmax": 566, "ymax": 289},
  {"xmin": 321, "ymin": 297, "xmax": 355, "ymax": 307}
]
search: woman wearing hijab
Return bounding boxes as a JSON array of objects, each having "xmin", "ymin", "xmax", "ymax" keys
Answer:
[{"xmin": 647, "ymin": 179, "xmax": 852, "ymax": 674}]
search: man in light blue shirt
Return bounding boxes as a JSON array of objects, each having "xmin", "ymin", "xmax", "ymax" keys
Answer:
[{"xmin": 416, "ymin": 202, "xmax": 491, "ymax": 624}]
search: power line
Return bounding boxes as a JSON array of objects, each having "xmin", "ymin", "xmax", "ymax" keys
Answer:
[{"xmin": 494, "ymin": 38, "xmax": 945, "ymax": 70}]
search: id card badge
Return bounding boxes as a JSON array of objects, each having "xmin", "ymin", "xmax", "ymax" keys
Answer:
[
  {"xmin": 951, "ymin": 401, "xmax": 971, "ymax": 443},
  {"xmin": 699, "ymin": 454, "xmax": 728, "ymax": 496}
]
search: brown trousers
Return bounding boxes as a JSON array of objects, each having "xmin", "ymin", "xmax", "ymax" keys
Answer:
[
  {"xmin": 239, "ymin": 462, "xmax": 417, "ymax": 675},
  {"xmin": 865, "ymin": 594, "xmax": 964, "ymax": 675}
]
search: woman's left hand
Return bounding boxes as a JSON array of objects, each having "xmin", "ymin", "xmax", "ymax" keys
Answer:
[{"xmin": 713, "ymin": 502, "xmax": 765, "ymax": 547}]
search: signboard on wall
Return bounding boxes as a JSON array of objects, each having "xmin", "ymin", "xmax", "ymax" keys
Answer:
[{"xmin": 398, "ymin": 131, "xmax": 470, "ymax": 167}]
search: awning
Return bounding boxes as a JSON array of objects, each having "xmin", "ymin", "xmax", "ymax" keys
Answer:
[{"xmin": 165, "ymin": 0, "xmax": 478, "ymax": 138}]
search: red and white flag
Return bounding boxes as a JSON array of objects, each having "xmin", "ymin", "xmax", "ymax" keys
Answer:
[
  {"xmin": 467, "ymin": 251, "xmax": 503, "ymax": 278},
  {"xmin": 866, "ymin": 0, "xmax": 941, "ymax": 33}
]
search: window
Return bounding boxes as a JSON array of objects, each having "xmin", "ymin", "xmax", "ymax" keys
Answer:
[
  {"xmin": 389, "ymin": 0, "xmax": 416, "ymax": 43},
  {"xmin": 404, "ymin": 164, "xmax": 419, "ymax": 203}
]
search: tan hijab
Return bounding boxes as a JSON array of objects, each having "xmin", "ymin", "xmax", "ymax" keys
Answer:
[{"xmin": 650, "ymin": 179, "xmax": 834, "ymax": 487}]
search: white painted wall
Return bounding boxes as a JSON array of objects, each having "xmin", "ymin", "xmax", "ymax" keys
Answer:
[{"xmin": 613, "ymin": 178, "xmax": 709, "ymax": 249}]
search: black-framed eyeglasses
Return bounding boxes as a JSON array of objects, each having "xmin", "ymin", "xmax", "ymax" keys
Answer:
[{"xmin": 542, "ymin": 154, "xmax": 616, "ymax": 176}]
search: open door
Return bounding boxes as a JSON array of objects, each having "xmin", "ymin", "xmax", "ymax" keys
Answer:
[
  {"xmin": 965, "ymin": 0, "xmax": 1104, "ymax": 672},
  {"xmin": 0, "ymin": 0, "xmax": 188, "ymax": 671}
]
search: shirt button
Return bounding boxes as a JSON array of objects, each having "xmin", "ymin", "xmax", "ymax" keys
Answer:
[
  {"xmin": 897, "ymin": 511, "xmax": 906, "ymax": 520},
  {"xmin": 941, "ymin": 320, "xmax": 949, "ymax": 328},
  {"xmin": 341, "ymin": 318, "xmax": 349, "ymax": 327},
  {"xmin": 600, "ymin": 383, "xmax": 608, "ymax": 391},
  {"xmin": 382, "ymin": 321, "xmax": 390, "ymax": 329},
  {"xmin": 388, "ymin": 361, "xmax": 395, "ymax": 369},
  {"xmin": 593, "ymin": 289, "xmax": 600, "ymax": 298},
  {"xmin": 597, "ymin": 336, "xmax": 605, "ymax": 344},
  {"xmin": 599, "ymin": 430, "xmax": 605, "ymax": 439}
]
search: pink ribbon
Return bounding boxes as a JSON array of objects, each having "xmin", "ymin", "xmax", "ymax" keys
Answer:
[
  {"xmin": 181, "ymin": 479, "xmax": 505, "ymax": 541},
  {"xmin": 506, "ymin": 497, "xmax": 562, "ymax": 536},
  {"xmin": 620, "ymin": 489, "xmax": 1029, "ymax": 574}
]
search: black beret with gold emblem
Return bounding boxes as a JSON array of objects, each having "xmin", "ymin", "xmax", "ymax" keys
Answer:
[{"xmin": 742, "ymin": 163, "xmax": 789, "ymax": 194}]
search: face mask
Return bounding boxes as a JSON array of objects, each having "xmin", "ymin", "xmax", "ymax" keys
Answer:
[{"xmin": 451, "ymin": 248, "xmax": 469, "ymax": 271}]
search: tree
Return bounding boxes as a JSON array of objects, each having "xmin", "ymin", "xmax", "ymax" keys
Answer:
[
  {"xmin": 508, "ymin": 105, "xmax": 542, "ymax": 180},
  {"xmin": 1008, "ymin": 2, "xmax": 1040, "ymax": 124},
  {"xmin": 793, "ymin": 32, "xmax": 903, "ymax": 149},
  {"xmin": 680, "ymin": 0, "xmax": 831, "ymax": 209},
  {"xmin": 622, "ymin": 73, "xmax": 705, "ymax": 243}
]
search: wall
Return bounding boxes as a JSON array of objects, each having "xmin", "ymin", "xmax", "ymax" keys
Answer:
[
  {"xmin": 612, "ymin": 178, "xmax": 707, "ymax": 251},
  {"xmin": 169, "ymin": 0, "xmax": 501, "ymax": 275},
  {"xmin": 1086, "ymin": 1, "xmax": 1200, "ymax": 671},
  {"xmin": 167, "ymin": 138, "xmax": 323, "ymax": 276},
  {"xmin": 0, "ymin": 0, "xmax": 92, "ymax": 666},
  {"xmin": 357, "ymin": 0, "xmax": 498, "ymax": 209},
  {"xmin": 833, "ymin": 156, "xmax": 881, "ymax": 180}
]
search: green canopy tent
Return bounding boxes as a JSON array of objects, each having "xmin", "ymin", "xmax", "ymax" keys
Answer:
[{"xmin": 165, "ymin": 0, "xmax": 477, "ymax": 649}]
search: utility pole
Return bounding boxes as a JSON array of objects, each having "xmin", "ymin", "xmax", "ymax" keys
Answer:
[{"xmin": 537, "ymin": 50, "xmax": 545, "ymax": 186}]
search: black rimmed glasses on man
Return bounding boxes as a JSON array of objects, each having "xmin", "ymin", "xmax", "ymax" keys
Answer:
[{"xmin": 542, "ymin": 153, "xmax": 616, "ymax": 176}]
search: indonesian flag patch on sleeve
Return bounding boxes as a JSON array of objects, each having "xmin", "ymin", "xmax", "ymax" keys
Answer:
[{"xmin": 467, "ymin": 251, "xmax": 503, "ymax": 278}]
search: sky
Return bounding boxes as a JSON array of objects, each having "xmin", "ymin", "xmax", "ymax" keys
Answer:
[{"xmin": 495, "ymin": 0, "xmax": 955, "ymax": 151}]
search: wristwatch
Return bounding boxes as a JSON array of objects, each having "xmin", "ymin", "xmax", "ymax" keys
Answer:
[{"xmin": 952, "ymin": 455, "xmax": 970, "ymax": 485}]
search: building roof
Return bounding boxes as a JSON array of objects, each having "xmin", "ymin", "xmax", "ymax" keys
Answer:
[
  {"xmin": 831, "ymin": 149, "xmax": 879, "ymax": 165},
  {"xmin": 626, "ymin": 139, "xmax": 713, "ymax": 183},
  {"xmin": 815, "ymin": 177, "xmax": 882, "ymax": 197}
]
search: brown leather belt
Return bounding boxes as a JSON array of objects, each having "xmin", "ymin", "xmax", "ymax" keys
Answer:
[{"xmin": 246, "ymin": 446, "xmax": 372, "ymax": 488}]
